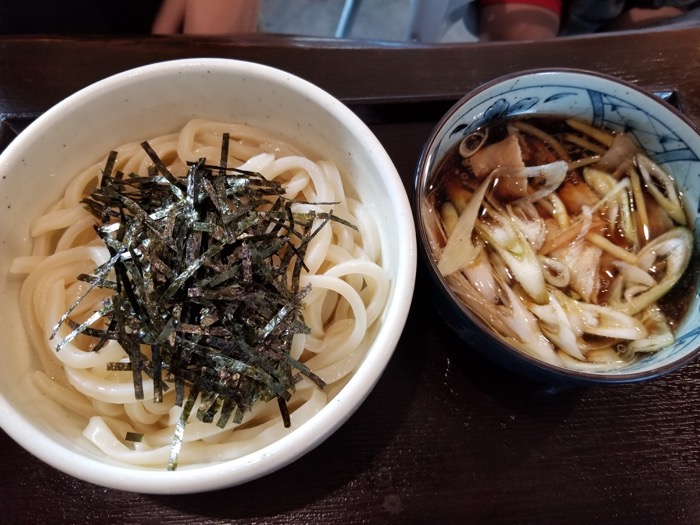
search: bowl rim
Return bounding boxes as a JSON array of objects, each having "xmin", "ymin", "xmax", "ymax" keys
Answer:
[
  {"xmin": 0, "ymin": 57, "xmax": 416, "ymax": 493},
  {"xmin": 414, "ymin": 67, "xmax": 700, "ymax": 384}
]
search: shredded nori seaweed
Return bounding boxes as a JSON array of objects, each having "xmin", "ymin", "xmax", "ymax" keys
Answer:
[
  {"xmin": 52, "ymin": 138, "xmax": 344, "ymax": 470},
  {"xmin": 125, "ymin": 432, "xmax": 144, "ymax": 443}
]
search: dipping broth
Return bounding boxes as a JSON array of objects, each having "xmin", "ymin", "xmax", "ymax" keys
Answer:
[{"xmin": 427, "ymin": 116, "xmax": 697, "ymax": 371}]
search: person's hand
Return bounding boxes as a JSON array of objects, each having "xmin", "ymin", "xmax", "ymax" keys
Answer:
[
  {"xmin": 153, "ymin": 0, "xmax": 260, "ymax": 35},
  {"xmin": 480, "ymin": 3, "xmax": 559, "ymax": 41}
]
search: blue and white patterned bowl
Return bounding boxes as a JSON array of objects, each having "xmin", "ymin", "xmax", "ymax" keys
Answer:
[{"xmin": 415, "ymin": 68, "xmax": 700, "ymax": 384}]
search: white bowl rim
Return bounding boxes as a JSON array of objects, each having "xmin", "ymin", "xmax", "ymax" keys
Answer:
[{"xmin": 0, "ymin": 58, "xmax": 417, "ymax": 493}]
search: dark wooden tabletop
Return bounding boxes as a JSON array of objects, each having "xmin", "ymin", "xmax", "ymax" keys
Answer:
[{"xmin": 2, "ymin": 27, "xmax": 700, "ymax": 524}]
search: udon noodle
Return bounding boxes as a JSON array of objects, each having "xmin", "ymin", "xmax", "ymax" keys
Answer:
[
  {"xmin": 11, "ymin": 118, "xmax": 389, "ymax": 468},
  {"xmin": 426, "ymin": 116, "xmax": 696, "ymax": 371}
]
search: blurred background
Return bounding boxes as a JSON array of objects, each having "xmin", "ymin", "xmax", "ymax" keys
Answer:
[
  {"xmin": 0, "ymin": 0, "xmax": 697, "ymax": 43},
  {"xmin": 260, "ymin": 0, "xmax": 478, "ymax": 42},
  {"xmin": 0, "ymin": 0, "xmax": 479, "ymax": 43}
]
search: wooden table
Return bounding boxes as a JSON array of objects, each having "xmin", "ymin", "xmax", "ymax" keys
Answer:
[{"xmin": 2, "ymin": 28, "xmax": 700, "ymax": 524}]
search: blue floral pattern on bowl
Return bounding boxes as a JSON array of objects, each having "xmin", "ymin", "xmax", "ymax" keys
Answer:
[{"xmin": 420, "ymin": 69, "xmax": 700, "ymax": 382}]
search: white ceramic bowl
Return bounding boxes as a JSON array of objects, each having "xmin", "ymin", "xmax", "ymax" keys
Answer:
[
  {"xmin": 0, "ymin": 59, "xmax": 416, "ymax": 493},
  {"xmin": 415, "ymin": 69, "xmax": 700, "ymax": 384}
]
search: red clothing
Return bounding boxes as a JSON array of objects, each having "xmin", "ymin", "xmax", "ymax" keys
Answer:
[{"xmin": 480, "ymin": 0, "xmax": 563, "ymax": 16}]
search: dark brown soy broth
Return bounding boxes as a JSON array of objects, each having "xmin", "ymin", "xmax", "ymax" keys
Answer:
[{"xmin": 429, "ymin": 116, "xmax": 697, "ymax": 334}]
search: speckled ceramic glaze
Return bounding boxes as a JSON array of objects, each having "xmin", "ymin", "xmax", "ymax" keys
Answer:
[
  {"xmin": 415, "ymin": 69, "xmax": 700, "ymax": 384},
  {"xmin": 0, "ymin": 59, "xmax": 416, "ymax": 493}
]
